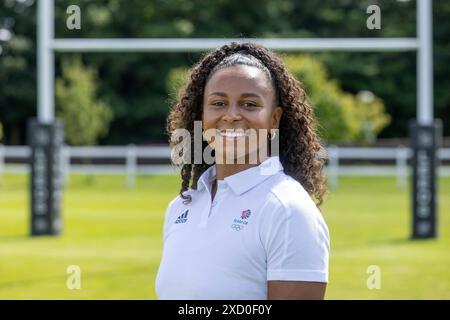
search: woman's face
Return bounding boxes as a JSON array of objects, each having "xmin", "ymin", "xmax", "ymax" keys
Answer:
[{"xmin": 202, "ymin": 65, "xmax": 282, "ymax": 164}]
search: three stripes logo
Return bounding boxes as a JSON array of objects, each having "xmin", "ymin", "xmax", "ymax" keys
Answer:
[{"xmin": 175, "ymin": 209, "xmax": 189, "ymax": 224}]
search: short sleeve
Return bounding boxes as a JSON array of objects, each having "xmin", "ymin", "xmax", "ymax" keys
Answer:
[{"xmin": 262, "ymin": 202, "xmax": 330, "ymax": 283}]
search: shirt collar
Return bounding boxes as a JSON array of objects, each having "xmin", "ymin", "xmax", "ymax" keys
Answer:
[{"xmin": 197, "ymin": 156, "xmax": 284, "ymax": 196}]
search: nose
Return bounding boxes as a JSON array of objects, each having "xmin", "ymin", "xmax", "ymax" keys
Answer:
[{"xmin": 222, "ymin": 103, "xmax": 242, "ymax": 123}]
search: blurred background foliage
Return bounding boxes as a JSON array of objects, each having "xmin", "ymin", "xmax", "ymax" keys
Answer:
[
  {"xmin": 169, "ymin": 55, "xmax": 391, "ymax": 144},
  {"xmin": 0, "ymin": 0, "xmax": 448, "ymax": 145},
  {"xmin": 55, "ymin": 55, "xmax": 112, "ymax": 145},
  {"xmin": 285, "ymin": 55, "xmax": 390, "ymax": 143}
]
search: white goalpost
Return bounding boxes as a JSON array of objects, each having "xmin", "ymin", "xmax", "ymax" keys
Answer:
[{"xmin": 33, "ymin": 0, "xmax": 437, "ymax": 238}]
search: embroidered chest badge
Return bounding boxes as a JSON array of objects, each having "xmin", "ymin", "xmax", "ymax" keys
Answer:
[
  {"xmin": 240, "ymin": 209, "xmax": 252, "ymax": 219},
  {"xmin": 231, "ymin": 209, "xmax": 252, "ymax": 231}
]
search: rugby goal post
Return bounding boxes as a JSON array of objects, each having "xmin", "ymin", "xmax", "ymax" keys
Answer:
[{"xmin": 32, "ymin": 0, "xmax": 438, "ymax": 238}]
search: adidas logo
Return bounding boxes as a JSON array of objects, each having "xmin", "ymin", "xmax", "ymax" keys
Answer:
[{"xmin": 175, "ymin": 210, "xmax": 189, "ymax": 224}]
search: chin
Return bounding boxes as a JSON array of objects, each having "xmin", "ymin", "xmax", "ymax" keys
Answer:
[{"xmin": 215, "ymin": 148, "xmax": 263, "ymax": 165}]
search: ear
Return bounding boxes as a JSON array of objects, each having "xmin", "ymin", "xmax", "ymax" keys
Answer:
[{"xmin": 271, "ymin": 106, "xmax": 283, "ymax": 129}]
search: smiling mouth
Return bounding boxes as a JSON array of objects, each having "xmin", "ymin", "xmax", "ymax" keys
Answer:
[{"xmin": 216, "ymin": 129, "xmax": 251, "ymax": 138}]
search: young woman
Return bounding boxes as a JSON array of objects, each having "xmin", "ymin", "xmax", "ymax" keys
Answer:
[{"xmin": 155, "ymin": 42, "xmax": 330, "ymax": 300}]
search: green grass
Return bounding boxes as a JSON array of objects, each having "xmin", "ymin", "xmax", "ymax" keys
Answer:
[{"xmin": 0, "ymin": 173, "xmax": 449, "ymax": 299}]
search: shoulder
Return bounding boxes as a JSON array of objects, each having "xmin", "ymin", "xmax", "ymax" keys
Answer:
[
  {"xmin": 261, "ymin": 171, "xmax": 325, "ymax": 226},
  {"xmin": 259, "ymin": 172, "xmax": 330, "ymax": 272}
]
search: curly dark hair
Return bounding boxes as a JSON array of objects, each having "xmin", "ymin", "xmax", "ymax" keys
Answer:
[{"xmin": 166, "ymin": 42, "xmax": 327, "ymax": 206}]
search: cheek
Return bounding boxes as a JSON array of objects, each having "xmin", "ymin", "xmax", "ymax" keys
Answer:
[
  {"xmin": 247, "ymin": 110, "xmax": 272, "ymax": 129},
  {"xmin": 202, "ymin": 112, "xmax": 214, "ymax": 130},
  {"xmin": 202, "ymin": 108, "xmax": 222, "ymax": 129}
]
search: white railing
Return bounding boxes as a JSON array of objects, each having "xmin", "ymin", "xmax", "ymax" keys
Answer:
[
  {"xmin": 326, "ymin": 145, "xmax": 412, "ymax": 189},
  {"xmin": 1, "ymin": 144, "xmax": 450, "ymax": 189}
]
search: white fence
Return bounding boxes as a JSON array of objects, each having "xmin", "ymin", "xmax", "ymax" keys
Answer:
[{"xmin": 1, "ymin": 144, "xmax": 450, "ymax": 189}]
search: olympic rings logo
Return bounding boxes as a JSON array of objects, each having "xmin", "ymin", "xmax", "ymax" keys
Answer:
[{"xmin": 231, "ymin": 224, "xmax": 244, "ymax": 231}]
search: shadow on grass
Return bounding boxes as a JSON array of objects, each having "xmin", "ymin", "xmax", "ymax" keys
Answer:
[{"xmin": 0, "ymin": 234, "xmax": 64, "ymax": 243}]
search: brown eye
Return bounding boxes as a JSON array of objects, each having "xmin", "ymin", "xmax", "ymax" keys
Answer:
[
  {"xmin": 212, "ymin": 101, "xmax": 226, "ymax": 107},
  {"xmin": 243, "ymin": 101, "xmax": 257, "ymax": 108}
]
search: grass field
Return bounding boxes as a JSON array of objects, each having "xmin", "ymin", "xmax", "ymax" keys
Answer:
[{"xmin": 0, "ymin": 173, "xmax": 449, "ymax": 299}]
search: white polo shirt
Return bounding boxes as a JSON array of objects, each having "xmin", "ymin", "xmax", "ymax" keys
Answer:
[{"xmin": 155, "ymin": 156, "xmax": 329, "ymax": 300}]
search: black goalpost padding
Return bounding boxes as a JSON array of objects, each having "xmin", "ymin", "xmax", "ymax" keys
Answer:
[
  {"xmin": 410, "ymin": 120, "xmax": 442, "ymax": 239},
  {"xmin": 28, "ymin": 119, "xmax": 64, "ymax": 236}
]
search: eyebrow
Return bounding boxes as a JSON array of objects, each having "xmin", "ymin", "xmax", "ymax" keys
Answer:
[{"xmin": 208, "ymin": 92, "xmax": 262, "ymax": 98}]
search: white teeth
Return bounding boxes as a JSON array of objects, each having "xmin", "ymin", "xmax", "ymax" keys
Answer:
[{"xmin": 216, "ymin": 130, "xmax": 249, "ymax": 138}]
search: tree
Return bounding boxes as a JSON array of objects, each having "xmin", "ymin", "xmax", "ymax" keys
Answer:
[
  {"xmin": 167, "ymin": 54, "xmax": 391, "ymax": 144},
  {"xmin": 1, "ymin": 0, "xmax": 449, "ymax": 144},
  {"xmin": 354, "ymin": 91, "xmax": 391, "ymax": 144},
  {"xmin": 283, "ymin": 54, "xmax": 390, "ymax": 143},
  {"xmin": 0, "ymin": 0, "xmax": 36, "ymax": 144},
  {"xmin": 55, "ymin": 56, "xmax": 112, "ymax": 146}
]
